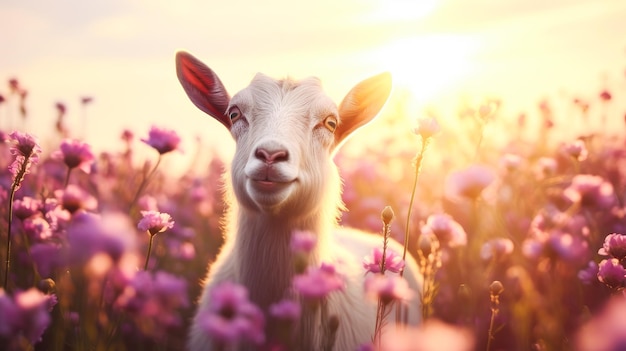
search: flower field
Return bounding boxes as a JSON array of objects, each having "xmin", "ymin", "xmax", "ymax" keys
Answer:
[{"xmin": 1, "ymin": 72, "xmax": 626, "ymax": 351}]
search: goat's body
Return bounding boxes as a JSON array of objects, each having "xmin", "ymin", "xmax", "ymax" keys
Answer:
[{"xmin": 176, "ymin": 51, "xmax": 421, "ymax": 351}]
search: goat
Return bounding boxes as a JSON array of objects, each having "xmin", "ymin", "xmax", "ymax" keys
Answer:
[{"xmin": 176, "ymin": 51, "xmax": 421, "ymax": 351}]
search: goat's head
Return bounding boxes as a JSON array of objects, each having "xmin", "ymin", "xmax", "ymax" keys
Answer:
[{"xmin": 176, "ymin": 51, "xmax": 392, "ymax": 217}]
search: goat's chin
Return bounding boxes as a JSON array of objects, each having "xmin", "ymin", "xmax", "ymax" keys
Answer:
[{"xmin": 245, "ymin": 179, "xmax": 296, "ymax": 212}]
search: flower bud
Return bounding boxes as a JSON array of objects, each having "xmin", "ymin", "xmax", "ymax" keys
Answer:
[
  {"xmin": 381, "ymin": 206, "xmax": 394, "ymax": 225},
  {"xmin": 38, "ymin": 278, "xmax": 56, "ymax": 294},
  {"xmin": 489, "ymin": 280, "xmax": 504, "ymax": 296}
]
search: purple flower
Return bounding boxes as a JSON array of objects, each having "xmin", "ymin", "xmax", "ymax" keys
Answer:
[
  {"xmin": 420, "ymin": 213, "xmax": 467, "ymax": 248},
  {"xmin": 290, "ymin": 230, "xmax": 317, "ymax": 254},
  {"xmin": 8, "ymin": 131, "xmax": 42, "ymax": 189},
  {"xmin": 564, "ymin": 174, "xmax": 615, "ymax": 209},
  {"xmin": 575, "ymin": 296, "xmax": 626, "ymax": 351},
  {"xmin": 54, "ymin": 185, "xmax": 97, "ymax": 214},
  {"xmin": 363, "ymin": 247, "xmax": 405, "ymax": 274},
  {"xmin": 22, "ymin": 216, "xmax": 53, "ymax": 242},
  {"xmin": 597, "ymin": 258, "xmax": 626, "ymax": 290},
  {"xmin": 364, "ymin": 274, "xmax": 414, "ymax": 304},
  {"xmin": 196, "ymin": 282, "xmax": 265, "ymax": 345},
  {"xmin": 141, "ymin": 126, "xmax": 181, "ymax": 154},
  {"xmin": 30, "ymin": 243, "xmax": 65, "ymax": 278},
  {"xmin": 116, "ymin": 270, "xmax": 189, "ymax": 337},
  {"xmin": 578, "ymin": 261, "xmax": 599, "ymax": 285},
  {"xmin": 480, "ymin": 238, "xmax": 514, "ymax": 261},
  {"xmin": 138, "ymin": 210, "xmax": 174, "ymax": 235},
  {"xmin": 599, "ymin": 233, "xmax": 626, "ymax": 260},
  {"xmin": 0, "ymin": 288, "xmax": 56, "ymax": 344},
  {"xmin": 445, "ymin": 165, "xmax": 495, "ymax": 200},
  {"xmin": 13, "ymin": 196, "xmax": 42, "ymax": 221},
  {"xmin": 66, "ymin": 211, "xmax": 136, "ymax": 265},
  {"xmin": 52, "ymin": 139, "xmax": 95, "ymax": 173},
  {"xmin": 292, "ymin": 263, "xmax": 345, "ymax": 300},
  {"xmin": 269, "ymin": 299, "xmax": 301, "ymax": 321}
]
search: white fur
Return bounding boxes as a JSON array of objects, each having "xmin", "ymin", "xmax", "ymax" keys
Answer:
[{"xmin": 178, "ymin": 56, "xmax": 421, "ymax": 351}]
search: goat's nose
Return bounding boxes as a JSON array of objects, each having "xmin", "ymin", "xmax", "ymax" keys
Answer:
[{"xmin": 255, "ymin": 148, "xmax": 289, "ymax": 164}]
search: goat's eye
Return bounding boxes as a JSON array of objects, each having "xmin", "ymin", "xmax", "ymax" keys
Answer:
[
  {"xmin": 228, "ymin": 106, "xmax": 242, "ymax": 122},
  {"xmin": 323, "ymin": 116, "xmax": 337, "ymax": 132}
]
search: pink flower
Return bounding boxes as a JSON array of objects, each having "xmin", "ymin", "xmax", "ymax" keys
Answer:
[
  {"xmin": 575, "ymin": 296, "xmax": 626, "ymax": 351},
  {"xmin": 290, "ymin": 230, "xmax": 317, "ymax": 254},
  {"xmin": 293, "ymin": 263, "xmax": 345, "ymax": 300},
  {"xmin": 480, "ymin": 238, "xmax": 514, "ymax": 261},
  {"xmin": 52, "ymin": 139, "xmax": 95, "ymax": 174},
  {"xmin": 197, "ymin": 282, "xmax": 265, "ymax": 345},
  {"xmin": 141, "ymin": 126, "xmax": 181, "ymax": 154},
  {"xmin": 597, "ymin": 258, "xmax": 626, "ymax": 290},
  {"xmin": 413, "ymin": 117, "xmax": 440, "ymax": 140},
  {"xmin": 564, "ymin": 174, "xmax": 614, "ymax": 209},
  {"xmin": 8, "ymin": 131, "xmax": 42, "ymax": 189},
  {"xmin": 138, "ymin": 210, "xmax": 174, "ymax": 235},
  {"xmin": 0, "ymin": 288, "xmax": 57, "ymax": 344},
  {"xmin": 364, "ymin": 274, "xmax": 414, "ymax": 304},
  {"xmin": 445, "ymin": 165, "xmax": 495, "ymax": 200},
  {"xmin": 578, "ymin": 261, "xmax": 599, "ymax": 285},
  {"xmin": 421, "ymin": 213, "xmax": 467, "ymax": 248},
  {"xmin": 22, "ymin": 216, "xmax": 53, "ymax": 242},
  {"xmin": 376, "ymin": 320, "xmax": 474, "ymax": 351},
  {"xmin": 54, "ymin": 185, "xmax": 97, "ymax": 214},
  {"xmin": 269, "ymin": 299, "xmax": 301, "ymax": 321},
  {"xmin": 13, "ymin": 196, "xmax": 42, "ymax": 221},
  {"xmin": 363, "ymin": 247, "xmax": 405, "ymax": 274},
  {"xmin": 562, "ymin": 139, "xmax": 588, "ymax": 161},
  {"xmin": 599, "ymin": 233, "xmax": 626, "ymax": 260}
]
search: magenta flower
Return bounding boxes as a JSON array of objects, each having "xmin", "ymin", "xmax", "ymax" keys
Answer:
[
  {"xmin": 292, "ymin": 263, "xmax": 345, "ymax": 300},
  {"xmin": 196, "ymin": 281, "xmax": 265, "ymax": 345},
  {"xmin": 599, "ymin": 233, "xmax": 626, "ymax": 260},
  {"xmin": 141, "ymin": 126, "xmax": 181, "ymax": 154},
  {"xmin": 564, "ymin": 174, "xmax": 615, "ymax": 209},
  {"xmin": 480, "ymin": 238, "xmax": 514, "ymax": 261},
  {"xmin": 364, "ymin": 274, "xmax": 414, "ymax": 305},
  {"xmin": 363, "ymin": 247, "xmax": 405, "ymax": 274},
  {"xmin": 52, "ymin": 139, "xmax": 95, "ymax": 174},
  {"xmin": 597, "ymin": 258, "xmax": 626, "ymax": 290},
  {"xmin": 290, "ymin": 230, "xmax": 317, "ymax": 254},
  {"xmin": 575, "ymin": 296, "xmax": 626, "ymax": 351},
  {"xmin": 138, "ymin": 210, "xmax": 174, "ymax": 235},
  {"xmin": 13, "ymin": 196, "xmax": 42, "ymax": 221},
  {"xmin": 269, "ymin": 299, "xmax": 301, "ymax": 321},
  {"xmin": 0, "ymin": 288, "xmax": 57, "ymax": 344},
  {"xmin": 420, "ymin": 213, "xmax": 467, "ymax": 248},
  {"xmin": 8, "ymin": 131, "xmax": 42, "ymax": 189},
  {"xmin": 22, "ymin": 216, "xmax": 53, "ymax": 242},
  {"xmin": 115, "ymin": 270, "xmax": 189, "ymax": 337},
  {"xmin": 54, "ymin": 185, "xmax": 97, "ymax": 214},
  {"xmin": 445, "ymin": 164, "xmax": 495, "ymax": 200}
]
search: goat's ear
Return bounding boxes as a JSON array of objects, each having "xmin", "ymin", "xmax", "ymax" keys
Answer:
[
  {"xmin": 176, "ymin": 51, "xmax": 232, "ymax": 129},
  {"xmin": 335, "ymin": 72, "xmax": 392, "ymax": 147}
]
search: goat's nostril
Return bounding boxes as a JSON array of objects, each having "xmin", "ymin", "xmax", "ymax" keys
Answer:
[{"xmin": 255, "ymin": 148, "xmax": 289, "ymax": 163}]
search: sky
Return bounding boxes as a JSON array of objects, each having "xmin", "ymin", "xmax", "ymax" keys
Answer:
[{"xmin": 1, "ymin": 0, "xmax": 625, "ymax": 169}]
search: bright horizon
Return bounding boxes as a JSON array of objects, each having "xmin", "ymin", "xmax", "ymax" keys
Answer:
[{"xmin": 1, "ymin": 0, "xmax": 625, "ymax": 171}]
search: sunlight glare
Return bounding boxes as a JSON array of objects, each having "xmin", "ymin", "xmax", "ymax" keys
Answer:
[{"xmin": 369, "ymin": 35, "xmax": 478, "ymax": 104}]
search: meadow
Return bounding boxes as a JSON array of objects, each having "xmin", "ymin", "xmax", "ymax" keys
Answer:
[{"xmin": 0, "ymin": 70, "xmax": 625, "ymax": 351}]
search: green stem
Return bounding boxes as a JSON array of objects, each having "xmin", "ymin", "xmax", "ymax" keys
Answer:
[
  {"xmin": 144, "ymin": 233, "xmax": 155, "ymax": 271},
  {"xmin": 3, "ymin": 183, "xmax": 17, "ymax": 290}
]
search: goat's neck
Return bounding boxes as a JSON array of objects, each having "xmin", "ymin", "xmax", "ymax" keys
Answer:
[{"xmin": 234, "ymin": 209, "xmax": 333, "ymax": 309}]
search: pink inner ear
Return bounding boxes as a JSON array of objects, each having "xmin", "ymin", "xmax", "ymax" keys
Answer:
[{"xmin": 181, "ymin": 63, "xmax": 211, "ymax": 96}]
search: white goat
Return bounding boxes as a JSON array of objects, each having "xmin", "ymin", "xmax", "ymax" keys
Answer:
[{"xmin": 176, "ymin": 51, "xmax": 421, "ymax": 351}]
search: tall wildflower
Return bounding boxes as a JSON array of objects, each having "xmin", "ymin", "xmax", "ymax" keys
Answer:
[
  {"xmin": 51, "ymin": 139, "xmax": 95, "ymax": 187},
  {"xmin": 138, "ymin": 210, "xmax": 175, "ymax": 270},
  {"xmin": 3, "ymin": 132, "xmax": 41, "ymax": 290}
]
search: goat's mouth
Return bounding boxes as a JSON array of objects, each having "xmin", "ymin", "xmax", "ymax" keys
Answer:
[{"xmin": 250, "ymin": 179, "xmax": 295, "ymax": 193}]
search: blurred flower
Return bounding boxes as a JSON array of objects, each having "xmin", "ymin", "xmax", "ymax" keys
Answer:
[
  {"xmin": 290, "ymin": 230, "xmax": 317, "ymax": 254},
  {"xmin": 562, "ymin": 139, "xmax": 588, "ymax": 162},
  {"xmin": 13, "ymin": 196, "xmax": 42, "ymax": 221},
  {"xmin": 375, "ymin": 319, "xmax": 474, "ymax": 351},
  {"xmin": 55, "ymin": 184, "xmax": 98, "ymax": 214},
  {"xmin": 121, "ymin": 129, "xmax": 134, "ymax": 143},
  {"xmin": 8, "ymin": 131, "xmax": 42, "ymax": 189},
  {"xmin": 363, "ymin": 247, "xmax": 405, "ymax": 274},
  {"xmin": 597, "ymin": 258, "xmax": 626, "ymax": 290},
  {"xmin": 578, "ymin": 261, "xmax": 599, "ymax": 285},
  {"xmin": 445, "ymin": 165, "xmax": 495, "ymax": 200},
  {"xmin": 52, "ymin": 139, "xmax": 95, "ymax": 174},
  {"xmin": 535, "ymin": 157, "xmax": 558, "ymax": 179},
  {"xmin": 22, "ymin": 216, "xmax": 53, "ymax": 242},
  {"xmin": 55, "ymin": 102, "xmax": 66, "ymax": 115},
  {"xmin": 564, "ymin": 174, "xmax": 615, "ymax": 209},
  {"xmin": 0, "ymin": 288, "xmax": 56, "ymax": 344},
  {"xmin": 116, "ymin": 270, "xmax": 189, "ymax": 337},
  {"xmin": 138, "ymin": 210, "xmax": 174, "ymax": 235},
  {"xmin": 141, "ymin": 126, "xmax": 181, "ymax": 154},
  {"xmin": 500, "ymin": 153, "xmax": 523, "ymax": 172},
  {"xmin": 575, "ymin": 296, "xmax": 626, "ymax": 351},
  {"xmin": 30, "ymin": 243, "xmax": 65, "ymax": 278},
  {"xmin": 480, "ymin": 238, "xmax": 514, "ymax": 261},
  {"xmin": 293, "ymin": 263, "xmax": 345, "ymax": 300},
  {"xmin": 364, "ymin": 274, "xmax": 414, "ymax": 304},
  {"xmin": 413, "ymin": 117, "xmax": 440, "ymax": 140},
  {"xmin": 196, "ymin": 281, "xmax": 265, "ymax": 345},
  {"xmin": 523, "ymin": 229, "xmax": 589, "ymax": 263},
  {"xmin": 599, "ymin": 89, "xmax": 612, "ymax": 102},
  {"xmin": 269, "ymin": 299, "xmax": 301, "ymax": 321},
  {"xmin": 598, "ymin": 233, "xmax": 626, "ymax": 260},
  {"xmin": 80, "ymin": 96, "xmax": 93, "ymax": 105},
  {"xmin": 420, "ymin": 213, "xmax": 467, "ymax": 248}
]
